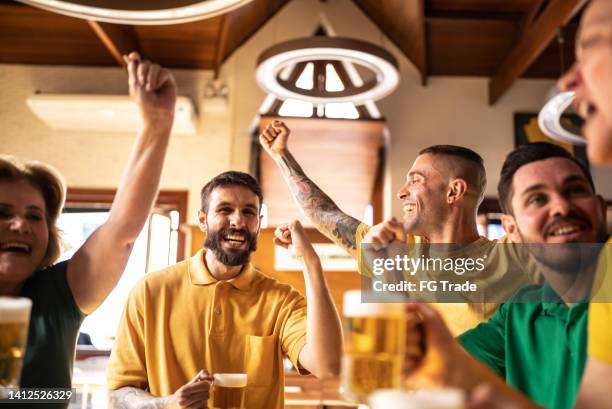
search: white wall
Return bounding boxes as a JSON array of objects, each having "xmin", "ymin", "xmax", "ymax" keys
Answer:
[
  {"xmin": 1, "ymin": 0, "xmax": 610, "ymax": 225},
  {"xmin": 0, "ymin": 65, "xmax": 233, "ymax": 221}
]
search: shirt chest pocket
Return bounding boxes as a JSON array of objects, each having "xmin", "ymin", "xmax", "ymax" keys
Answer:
[{"xmin": 245, "ymin": 335, "xmax": 278, "ymax": 387}]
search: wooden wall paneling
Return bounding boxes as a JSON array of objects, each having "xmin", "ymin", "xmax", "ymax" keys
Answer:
[{"xmin": 258, "ymin": 117, "xmax": 385, "ymax": 227}]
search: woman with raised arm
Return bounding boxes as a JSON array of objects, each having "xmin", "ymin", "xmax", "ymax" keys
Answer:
[{"xmin": 0, "ymin": 52, "xmax": 176, "ymax": 405}]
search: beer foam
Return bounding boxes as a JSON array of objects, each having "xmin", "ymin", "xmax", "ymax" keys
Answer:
[
  {"xmin": 213, "ymin": 373, "xmax": 247, "ymax": 388},
  {"xmin": 343, "ymin": 290, "xmax": 405, "ymax": 317},
  {"xmin": 0, "ymin": 297, "xmax": 32, "ymax": 323},
  {"xmin": 369, "ymin": 389, "xmax": 464, "ymax": 409}
]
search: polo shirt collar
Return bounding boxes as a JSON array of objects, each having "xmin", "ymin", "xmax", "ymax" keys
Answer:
[
  {"xmin": 188, "ymin": 248, "xmax": 257, "ymax": 291},
  {"xmin": 541, "ymin": 282, "xmax": 588, "ymax": 318}
]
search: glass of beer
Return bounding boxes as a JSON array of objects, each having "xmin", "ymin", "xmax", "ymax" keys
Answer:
[
  {"xmin": 0, "ymin": 297, "xmax": 32, "ymax": 390},
  {"xmin": 341, "ymin": 290, "xmax": 406, "ymax": 403},
  {"xmin": 211, "ymin": 373, "xmax": 247, "ymax": 409}
]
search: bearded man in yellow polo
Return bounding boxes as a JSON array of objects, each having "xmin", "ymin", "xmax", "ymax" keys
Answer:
[{"xmin": 107, "ymin": 171, "xmax": 342, "ymax": 409}]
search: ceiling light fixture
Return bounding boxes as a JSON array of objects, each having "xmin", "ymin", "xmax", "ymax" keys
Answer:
[
  {"xmin": 14, "ymin": 0, "xmax": 253, "ymax": 25},
  {"xmin": 256, "ymin": 37, "xmax": 399, "ymax": 104},
  {"xmin": 538, "ymin": 91, "xmax": 586, "ymax": 146}
]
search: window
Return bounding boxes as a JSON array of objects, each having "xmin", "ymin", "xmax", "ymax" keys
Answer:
[{"xmin": 62, "ymin": 189, "xmax": 187, "ymax": 350}]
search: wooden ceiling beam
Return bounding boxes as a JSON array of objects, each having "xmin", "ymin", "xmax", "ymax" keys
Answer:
[
  {"xmin": 488, "ymin": 0, "xmax": 587, "ymax": 105},
  {"xmin": 220, "ymin": 0, "xmax": 291, "ymax": 65},
  {"xmin": 87, "ymin": 20, "xmax": 140, "ymax": 67},
  {"xmin": 517, "ymin": 0, "xmax": 547, "ymax": 33},
  {"xmin": 351, "ymin": 0, "xmax": 427, "ymax": 85},
  {"xmin": 213, "ymin": 14, "xmax": 230, "ymax": 78}
]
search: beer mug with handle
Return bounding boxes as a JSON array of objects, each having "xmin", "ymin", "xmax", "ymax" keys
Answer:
[
  {"xmin": 341, "ymin": 290, "xmax": 406, "ymax": 403},
  {"xmin": 0, "ymin": 297, "xmax": 32, "ymax": 393},
  {"xmin": 211, "ymin": 373, "xmax": 247, "ymax": 409}
]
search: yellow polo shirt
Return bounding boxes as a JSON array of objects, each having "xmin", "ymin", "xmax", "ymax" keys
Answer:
[
  {"xmin": 355, "ymin": 223, "xmax": 540, "ymax": 335},
  {"xmin": 107, "ymin": 249, "xmax": 308, "ymax": 409},
  {"xmin": 589, "ymin": 237, "xmax": 612, "ymax": 364}
]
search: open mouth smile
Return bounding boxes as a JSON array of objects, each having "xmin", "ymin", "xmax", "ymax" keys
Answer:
[{"xmin": 0, "ymin": 241, "xmax": 32, "ymax": 255}]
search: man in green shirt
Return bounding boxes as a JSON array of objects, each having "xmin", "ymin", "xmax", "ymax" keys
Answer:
[{"xmin": 405, "ymin": 142, "xmax": 608, "ymax": 409}]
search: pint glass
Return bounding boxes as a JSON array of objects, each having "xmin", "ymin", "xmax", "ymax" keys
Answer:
[
  {"xmin": 341, "ymin": 290, "xmax": 406, "ymax": 402},
  {"xmin": 211, "ymin": 373, "xmax": 247, "ymax": 409},
  {"xmin": 0, "ymin": 297, "xmax": 32, "ymax": 388}
]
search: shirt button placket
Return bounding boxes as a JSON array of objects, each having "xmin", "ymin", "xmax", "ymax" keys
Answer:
[{"xmin": 212, "ymin": 283, "xmax": 225, "ymax": 333}]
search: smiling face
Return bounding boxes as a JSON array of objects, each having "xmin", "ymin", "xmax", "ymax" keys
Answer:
[
  {"xmin": 502, "ymin": 157, "xmax": 606, "ymax": 272},
  {"xmin": 199, "ymin": 185, "xmax": 261, "ymax": 267},
  {"xmin": 396, "ymin": 154, "xmax": 449, "ymax": 236},
  {"xmin": 558, "ymin": 0, "xmax": 612, "ymax": 165},
  {"xmin": 0, "ymin": 180, "xmax": 49, "ymax": 288}
]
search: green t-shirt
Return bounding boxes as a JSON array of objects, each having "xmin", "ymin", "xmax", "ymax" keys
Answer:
[
  {"xmin": 459, "ymin": 283, "xmax": 587, "ymax": 409},
  {"xmin": 15, "ymin": 260, "xmax": 85, "ymax": 409}
]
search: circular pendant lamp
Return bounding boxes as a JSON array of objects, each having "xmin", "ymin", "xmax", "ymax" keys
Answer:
[
  {"xmin": 14, "ymin": 0, "xmax": 253, "ymax": 25},
  {"xmin": 538, "ymin": 91, "xmax": 586, "ymax": 146},
  {"xmin": 256, "ymin": 37, "xmax": 399, "ymax": 104}
]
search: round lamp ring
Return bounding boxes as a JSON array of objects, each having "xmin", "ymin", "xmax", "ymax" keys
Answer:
[
  {"xmin": 256, "ymin": 37, "xmax": 399, "ymax": 104},
  {"xmin": 14, "ymin": 0, "xmax": 253, "ymax": 25}
]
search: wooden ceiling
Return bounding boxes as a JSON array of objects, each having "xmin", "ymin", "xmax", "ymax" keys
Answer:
[{"xmin": 0, "ymin": 0, "xmax": 587, "ymax": 103}]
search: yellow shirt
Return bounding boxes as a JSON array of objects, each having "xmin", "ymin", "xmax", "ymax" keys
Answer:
[
  {"xmin": 355, "ymin": 223, "xmax": 540, "ymax": 335},
  {"xmin": 107, "ymin": 249, "xmax": 308, "ymax": 409},
  {"xmin": 589, "ymin": 237, "xmax": 612, "ymax": 364}
]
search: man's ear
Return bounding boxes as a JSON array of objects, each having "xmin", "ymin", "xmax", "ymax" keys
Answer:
[
  {"xmin": 198, "ymin": 210, "xmax": 207, "ymax": 233},
  {"xmin": 501, "ymin": 213, "xmax": 522, "ymax": 243},
  {"xmin": 597, "ymin": 194, "xmax": 607, "ymax": 221},
  {"xmin": 447, "ymin": 178, "xmax": 468, "ymax": 204}
]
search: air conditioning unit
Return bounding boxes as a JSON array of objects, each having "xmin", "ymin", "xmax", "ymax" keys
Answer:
[{"xmin": 26, "ymin": 94, "xmax": 197, "ymax": 135}]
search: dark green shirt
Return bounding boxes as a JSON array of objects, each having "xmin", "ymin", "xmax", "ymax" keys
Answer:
[
  {"xmin": 15, "ymin": 261, "xmax": 85, "ymax": 409},
  {"xmin": 459, "ymin": 283, "xmax": 587, "ymax": 409}
]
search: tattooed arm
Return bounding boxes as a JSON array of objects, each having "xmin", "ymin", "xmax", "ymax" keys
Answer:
[
  {"xmin": 259, "ymin": 120, "xmax": 362, "ymax": 258},
  {"xmin": 109, "ymin": 387, "xmax": 169, "ymax": 409},
  {"xmin": 109, "ymin": 371, "xmax": 212, "ymax": 409}
]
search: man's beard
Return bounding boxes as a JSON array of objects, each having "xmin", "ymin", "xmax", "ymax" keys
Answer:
[
  {"xmin": 205, "ymin": 227, "xmax": 258, "ymax": 266},
  {"xmin": 520, "ymin": 215, "xmax": 607, "ymax": 275}
]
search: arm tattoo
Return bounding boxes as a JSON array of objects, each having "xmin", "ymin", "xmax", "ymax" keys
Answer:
[
  {"xmin": 278, "ymin": 151, "xmax": 361, "ymax": 256},
  {"xmin": 110, "ymin": 387, "xmax": 169, "ymax": 409}
]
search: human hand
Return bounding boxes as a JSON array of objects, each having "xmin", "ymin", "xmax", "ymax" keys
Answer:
[
  {"xmin": 403, "ymin": 303, "xmax": 466, "ymax": 389},
  {"xmin": 165, "ymin": 370, "xmax": 213, "ymax": 409},
  {"xmin": 126, "ymin": 51, "xmax": 177, "ymax": 132},
  {"xmin": 362, "ymin": 217, "xmax": 406, "ymax": 251},
  {"xmin": 259, "ymin": 120, "xmax": 290, "ymax": 158},
  {"xmin": 274, "ymin": 220, "xmax": 319, "ymax": 262}
]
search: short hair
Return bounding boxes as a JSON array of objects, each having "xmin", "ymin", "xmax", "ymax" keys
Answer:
[
  {"xmin": 200, "ymin": 171, "xmax": 263, "ymax": 212},
  {"xmin": 498, "ymin": 142, "xmax": 595, "ymax": 214},
  {"xmin": 418, "ymin": 145, "xmax": 487, "ymax": 201},
  {"xmin": 0, "ymin": 155, "xmax": 66, "ymax": 267}
]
